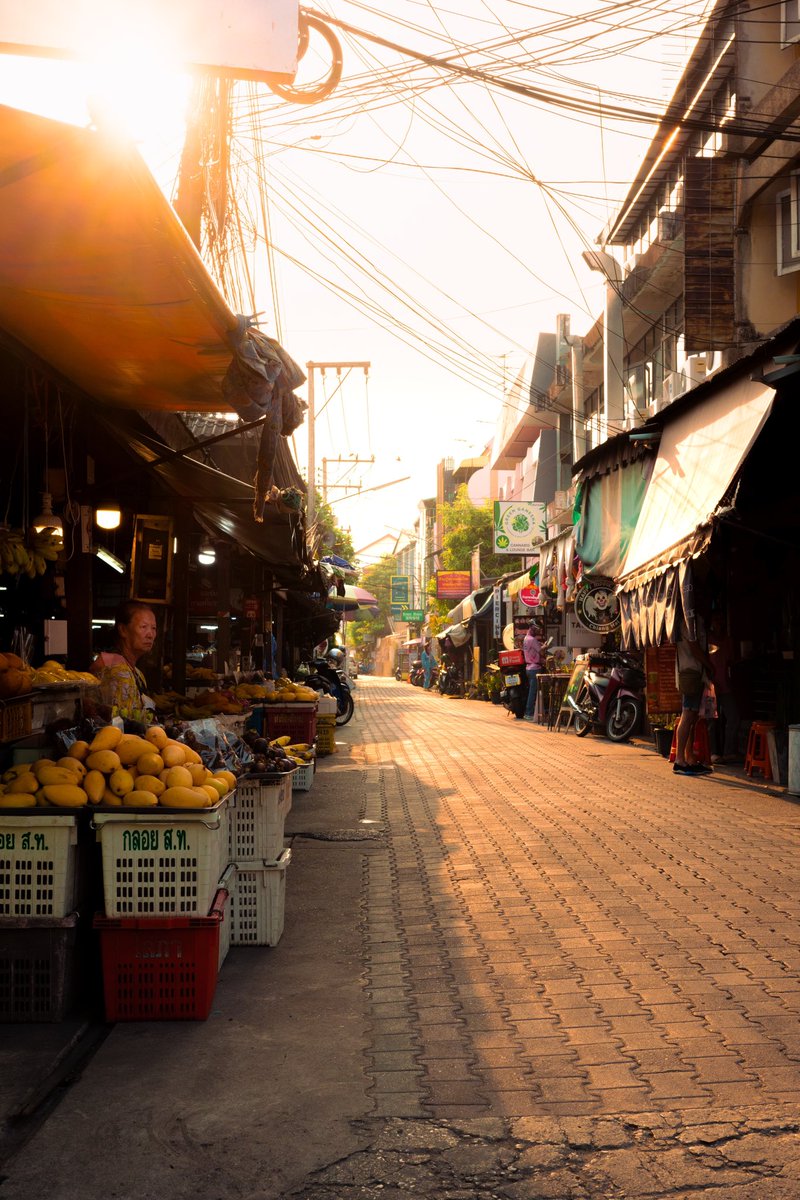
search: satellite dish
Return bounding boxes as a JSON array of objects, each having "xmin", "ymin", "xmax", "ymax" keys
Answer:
[{"xmin": 502, "ymin": 623, "xmax": 516, "ymax": 651}]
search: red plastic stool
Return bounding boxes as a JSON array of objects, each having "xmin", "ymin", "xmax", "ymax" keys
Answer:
[
  {"xmin": 669, "ymin": 718, "xmax": 712, "ymax": 765},
  {"xmin": 744, "ymin": 721, "xmax": 775, "ymax": 781}
]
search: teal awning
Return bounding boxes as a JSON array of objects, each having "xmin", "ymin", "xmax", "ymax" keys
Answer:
[{"xmin": 576, "ymin": 457, "xmax": 652, "ymax": 578}]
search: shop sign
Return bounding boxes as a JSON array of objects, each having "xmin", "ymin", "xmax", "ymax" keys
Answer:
[
  {"xmin": 436, "ymin": 570, "xmax": 471, "ymax": 600},
  {"xmin": 518, "ymin": 583, "xmax": 541, "ymax": 609},
  {"xmin": 402, "ymin": 609, "xmax": 424, "ymax": 622},
  {"xmin": 391, "ymin": 575, "xmax": 410, "ymax": 604},
  {"xmin": 573, "ymin": 578, "xmax": 620, "ymax": 633},
  {"xmin": 492, "ymin": 586, "xmax": 502, "ymax": 638},
  {"xmin": 493, "ymin": 501, "xmax": 547, "ymax": 554},
  {"xmin": 390, "ymin": 603, "xmax": 405, "ymax": 619},
  {"xmin": 243, "ymin": 596, "xmax": 260, "ymax": 620}
]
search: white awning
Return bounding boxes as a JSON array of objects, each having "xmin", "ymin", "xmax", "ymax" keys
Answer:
[{"xmin": 619, "ymin": 377, "xmax": 775, "ymax": 587}]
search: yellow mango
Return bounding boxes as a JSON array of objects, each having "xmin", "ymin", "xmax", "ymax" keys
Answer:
[
  {"xmin": 108, "ymin": 768, "xmax": 135, "ymax": 797},
  {"xmin": 206, "ymin": 777, "xmax": 228, "ymax": 800},
  {"xmin": 162, "ymin": 744, "xmax": 186, "ymax": 768},
  {"xmin": 57, "ymin": 757, "xmax": 87, "ymax": 779},
  {"xmin": 36, "ymin": 765, "xmax": 80, "ymax": 787},
  {"xmin": 42, "ymin": 783, "xmax": 88, "ymax": 808},
  {"xmin": 67, "ymin": 740, "xmax": 90, "ymax": 761},
  {"xmin": 123, "ymin": 789, "xmax": 159, "ymax": 808},
  {"xmin": 200, "ymin": 784, "xmax": 220, "ymax": 805},
  {"xmin": 86, "ymin": 750, "xmax": 122, "ymax": 775},
  {"xmin": 145, "ymin": 725, "xmax": 168, "ymax": 750},
  {"xmin": 116, "ymin": 736, "xmax": 152, "ymax": 765},
  {"xmin": 137, "ymin": 752, "xmax": 164, "ymax": 776},
  {"xmin": 182, "ymin": 746, "xmax": 202, "ymax": 766},
  {"xmin": 134, "ymin": 774, "xmax": 165, "ymax": 797},
  {"xmin": 101, "ymin": 788, "xmax": 123, "ymax": 807},
  {"xmin": 160, "ymin": 786, "xmax": 207, "ymax": 808},
  {"xmin": 84, "ymin": 770, "xmax": 106, "ymax": 805},
  {"xmin": 0, "ymin": 793, "xmax": 36, "ymax": 808},
  {"xmin": 7, "ymin": 773, "xmax": 39, "ymax": 794},
  {"xmin": 165, "ymin": 765, "xmax": 193, "ymax": 790},
  {"xmin": 88, "ymin": 726, "xmax": 123, "ymax": 753},
  {"xmin": 214, "ymin": 769, "xmax": 236, "ymax": 792},
  {"xmin": 187, "ymin": 763, "xmax": 207, "ymax": 786}
]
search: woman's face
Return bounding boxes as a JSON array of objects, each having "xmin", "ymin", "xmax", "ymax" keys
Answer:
[{"xmin": 119, "ymin": 609, "xmax": 157, "ymax": 661}]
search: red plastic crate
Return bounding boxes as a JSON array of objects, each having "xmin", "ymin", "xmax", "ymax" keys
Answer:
[
  {"xmin": 498, "ymin": 649, "xmax": 525, "ymax": 669},
  {"xmin": 263, "ymin": 704, "xmax": 317, "ymax": 745},
  {"xmin": 94, "ymin": 889, "xmax": 228, "ymax": 1021}
]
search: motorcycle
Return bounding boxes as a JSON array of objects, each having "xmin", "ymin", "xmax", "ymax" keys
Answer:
[
  {"xmin": 497, "ymin": 649, "xmax": 527, "ymax": 719},
  {"xmin": 410, "ymin": 658, "xmax": 439, "ymax": 689},
  {"xmin": 437, "ymin": 656, "xmax": 460, "ymax": 696},
  {"xmin": 296, "ymin": 657, "xmax": 355, "ymax": 726},
  {"xmin": 567, "ymin": 650, "xmax": 645, "ymax": 742}
]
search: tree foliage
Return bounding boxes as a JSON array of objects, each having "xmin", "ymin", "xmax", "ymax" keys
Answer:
[
  {"xmin": 349, "ymin": 554, "xmax": 396, "ymax": 659},
  {"xmin": 314, "ymin": 495, "xmax": 356, "ymax": 565},
  {"xmin": 428, "ymin": 485, "xmax": 522, "ymax": 626}
]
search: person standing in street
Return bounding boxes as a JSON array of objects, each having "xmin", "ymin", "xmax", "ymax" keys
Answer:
[
  {"xmin": 673, "ymin": 616, "xmax": 714, "ymax": 775},
  {"xmin": 421, "ymin": 641, "xmax": 435, "ymax": 689},
  {"xmin": 522, "ymin": 621, "xmax": 543, "ymax": 722}
]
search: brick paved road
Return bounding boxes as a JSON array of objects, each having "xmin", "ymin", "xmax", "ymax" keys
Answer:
[{"xmin": 347, "ymin": 677, "xmax": 800, "ymax": 1125}]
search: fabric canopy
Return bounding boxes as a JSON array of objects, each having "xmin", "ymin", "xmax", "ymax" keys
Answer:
[
  {"xmin": 618, "ymin": 377, "xmax": 775, "ymax": 588},
  {"xmin": 576, "ymin": 457, "xmax": 653, "ymax": 578},
  {"xmin": 0, "ymin": 104, "xmax": 239, "ymax": 412},
  {"xmin": 506, "ymin": 565, "xmax": 538, "ymax": 598}
]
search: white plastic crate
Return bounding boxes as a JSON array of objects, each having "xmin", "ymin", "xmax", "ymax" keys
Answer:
[
  {"xmin": 291, "ymin": 763, "xmax": 314, "ymax": 792},
  {"xmin": 228, "ymin": 774, "xmax": 291, "ymax": 863},
  {"xmin": 92, "ymin": 800, "xmax": 230, "ymax": 918},
  {"xmin": 0, "ymin": 814, "xmax": 79, "ymax": 919},
  {"xmin": 230, "ymin": 850, "xmax": 290, "ymax": 946},
  {"xmin": 217, "ymin": 865, "xmax": 235, "ymax": 969}
]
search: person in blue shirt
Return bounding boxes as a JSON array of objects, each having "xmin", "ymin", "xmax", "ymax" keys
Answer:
[{"xmin": 420, "ymin": 642, "xmax": 435, "ymax": 690}]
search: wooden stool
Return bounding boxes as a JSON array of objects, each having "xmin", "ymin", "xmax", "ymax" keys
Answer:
[
  {"xmin": 744, "ymin": 721, "xmax": 776, "ymax": 781},
  {"xmin": 669, "ymin": 718, "xmax": 711, "ymax": 765}
]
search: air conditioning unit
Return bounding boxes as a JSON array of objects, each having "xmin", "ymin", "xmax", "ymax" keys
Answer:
[
  {"xmin": 684, "ymin": 354, "xmax": 708, "ymax": 388},
  {"xmin": 662, "ymin": 370, "xmax": 685, "ymax": 406}
]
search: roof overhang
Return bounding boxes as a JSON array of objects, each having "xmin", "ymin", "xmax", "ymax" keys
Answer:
[{"xmin": 0, "ymin": 103, "xmax": 239, "ymax": 412}]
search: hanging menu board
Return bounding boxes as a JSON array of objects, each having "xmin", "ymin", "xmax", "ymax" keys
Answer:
[{"xmin": 645, "ymin": 644, "xmax": 681, "ymax": 714}]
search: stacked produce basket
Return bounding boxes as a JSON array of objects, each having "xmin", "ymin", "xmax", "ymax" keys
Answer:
[{"xmin": 227, "ymin": 771, "xmax": 293, "ymax": 947}]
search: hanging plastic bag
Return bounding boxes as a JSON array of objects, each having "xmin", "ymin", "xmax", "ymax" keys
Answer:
[{"xmin": 700, "ymin": 682, "xmax": 718, "ymax": 721}]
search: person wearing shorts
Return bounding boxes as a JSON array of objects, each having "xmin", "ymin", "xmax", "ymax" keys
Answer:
[{"xmin": 673, "ymin": 618, "xmax": 714, "ymax": 776}]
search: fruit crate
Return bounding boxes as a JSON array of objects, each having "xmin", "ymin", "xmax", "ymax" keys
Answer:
[
  {"xmin": 227, "ymin": 774, "xmax": 291, "ymax": 863},
  {"xmin": 92, "ymin": 799, "xmax": 230, "ymax": 918},
  {"xmin": 316, "ymin": 714, "xmax": 336, "ymax": 756},
  {"xmin": 94, "ymin": 888, "xmax": 229, "ymax": 1021},
  {"xmin": 0, "ymin": 695, "xmax": 33, "ymax": 743},
  {"xmin": 0, "ymin": 813, "xmax": 80, "ymax": 919},
  {"xmin": 263, "ymin": 703, "xmax": 317, "ymax": 745},
  {"xmin": 230, "ymin": 850, "xmax": 291, "ymax": 947},
  {"xmin": 0, "ymin": 912, "xmax": 80, "ymax": 1022},
  {"xmin": 291, "ymin": 763, "xmax": 314, "ymax": 792}
]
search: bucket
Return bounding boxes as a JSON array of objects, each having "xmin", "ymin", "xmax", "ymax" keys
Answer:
[{"xmin": 653, "ymin": 727, "xmax": 673, "ymax": 758}]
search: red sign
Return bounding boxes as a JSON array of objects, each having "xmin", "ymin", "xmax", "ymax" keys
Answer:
[
  {"xmin": 436, "ymin": 570, "xmax": 471, "ymax": 600},
  {"xmin": 519, "ymin": 584, "xmax": 541, "ymax": 609},
  {"xmin": 243, "ymin": 596, "xmax": 260, "ymax": 620}
]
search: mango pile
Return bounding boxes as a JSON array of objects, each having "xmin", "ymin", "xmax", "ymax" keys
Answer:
[
  {"xmin": 0, "ymin": 724, "xmax": 235, "ymax": 810},
  {"xmin": 30, "ymin": 659, "xmax": 99, "ymax": 687},
  {"xmin": 264, "ymin": 680, "xmax": 319, "ymax": 703}
]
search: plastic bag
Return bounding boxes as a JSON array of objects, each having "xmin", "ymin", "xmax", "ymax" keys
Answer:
[{"xmin": 700, "ymin": 682, "xmax": 718, "ymax": 721}]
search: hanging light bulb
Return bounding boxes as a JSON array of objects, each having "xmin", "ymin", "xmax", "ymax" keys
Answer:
[
  {"xmin": 197, "ymin": 539, "xmax": 216, "ymax": 566},
  {"xmin": 95, "ymin": 504, "xmax": 122, "ymax": 530},
  {"xmin": 33, "ymin": 492, "xmax": 64, "ymax": 540}
]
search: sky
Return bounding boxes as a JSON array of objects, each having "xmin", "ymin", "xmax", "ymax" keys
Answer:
[{"xmin": 0, "ymin": 0, "xmax": 714, "ymax": 561}]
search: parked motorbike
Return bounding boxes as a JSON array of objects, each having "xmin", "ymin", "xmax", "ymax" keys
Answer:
[
  {"xmin": 410, "ymin": 658, "xmax": 439, "ymax": 689},
  {"xmin": 296, "ymin": 657, "xmax": 355, "ymax": 725},
  {"xmin": 437, "ymin": 656, "xmax": 460, "ymax": 696},
  {"xmin": 497, "ymin": 649, "xmax": 526, "ymax": 719},
  {"xmin": 567, "ymin": 650, "xmax": 645, "ymax": 742}
]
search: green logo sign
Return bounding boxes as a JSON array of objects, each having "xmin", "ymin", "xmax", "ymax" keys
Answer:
[
  {"xmin": 391, "ymin": 575, "xmax": 410, "ymax": 604},
  {"xmin": 401, "ymin": 609, "xmax": 424, "ymax": 622}
]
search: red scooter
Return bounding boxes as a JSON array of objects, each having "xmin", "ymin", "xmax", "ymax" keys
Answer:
[{"xmin": 567, "ymin": 650, "xmax": 645, "ymax": 742}]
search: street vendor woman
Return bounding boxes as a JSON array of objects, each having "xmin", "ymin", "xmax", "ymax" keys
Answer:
[{"xmin": 90, "ymin": 601, "xmax": 157, "ymax": 727}]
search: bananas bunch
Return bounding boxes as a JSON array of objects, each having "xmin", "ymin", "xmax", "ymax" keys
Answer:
[{"xmin": 0, "ymin": 527, "xmax": 60, "ymax": 578}]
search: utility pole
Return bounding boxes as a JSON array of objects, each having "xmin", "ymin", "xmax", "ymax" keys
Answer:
[
  {"xmin": 321, "ymin": 455, "xmax": 375, "ymax": 505},
  {"xmin": 306, "ymin": 361, "xmax": 371, "ymax": 527}
]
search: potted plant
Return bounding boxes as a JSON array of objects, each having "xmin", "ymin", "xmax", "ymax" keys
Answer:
[
  {"xmin": 650, "ymin": 713, "xmax": 677, "ymax": 757},
  {"xmin": 483, "ymin": 670, "xmax": 503, "ymax": 705}
]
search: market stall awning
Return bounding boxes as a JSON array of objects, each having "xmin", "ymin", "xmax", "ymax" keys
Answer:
[
  {"xmin": 507, "ymin": 566, "xmax": 538, "ymax": 598},
  {"xmin": 575, "ymin": 456, "xmax": 653, "ymax": 578},
  {"xmin": 618, "ymin": 377, "xmax": 775, "ymax": 590},
  {"xmin": 0, "ymin": 104, "xmax": 239, "ymax": 412}
]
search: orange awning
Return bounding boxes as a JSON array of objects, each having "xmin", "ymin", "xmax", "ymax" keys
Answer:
[{"xmin": 0, "ymin": 104, "xmax": 239, "ymax": 412}]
